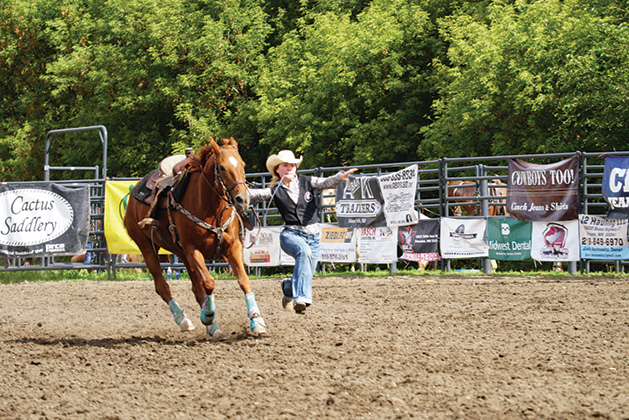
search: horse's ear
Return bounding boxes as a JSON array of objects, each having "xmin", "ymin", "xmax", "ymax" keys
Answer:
[
  {"xmin": 207, "ymin": 138, "xmax": 221, "ymax": 155},
  {"xmin": 229, "ymin": 137, "xmax": 238, "ymax": 150}
]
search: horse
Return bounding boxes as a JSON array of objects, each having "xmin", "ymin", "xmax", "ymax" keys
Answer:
[
  {"xmin": 447, "ymin": 178, "xmax": 508, "ymax": 217},
  {"xmin": 124, "ymin": 137, "xmax": 266, "ymax": 340}
]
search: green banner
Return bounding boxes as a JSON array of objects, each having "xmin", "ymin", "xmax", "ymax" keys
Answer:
[{"xmin": 487, "ymin": 218, "xmax": 532, "ymax": 260}]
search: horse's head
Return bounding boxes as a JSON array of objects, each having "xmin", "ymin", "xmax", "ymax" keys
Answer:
[{"xmin": 203, "ymin": 137, "xmax": 250, "ymax": 212}]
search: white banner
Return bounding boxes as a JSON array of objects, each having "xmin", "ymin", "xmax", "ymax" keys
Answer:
[
  {"xmin": 319, "ymin": 224, "xmax": 357, "ymax": 263},
  {"xmin": 243, "ymin": 227, "xmax": 283, "ymax": 267},
  {"xmin": 579, "ymin": 215, "xmax": 629, "ymax": 260},
  {"xmin": 440, "ymin": 217, "xmax": 488, "ymax": 258},
  {"xmin": 357, "ymin": 226, "xmax": 398, "ymax": 263},
  {"xmin": 531, "ymin": 220, "xmax": 580, "ymax": 261},
  {"xmin": 378, "ymin": 164, "xmax": 418, "ymax": 226}
]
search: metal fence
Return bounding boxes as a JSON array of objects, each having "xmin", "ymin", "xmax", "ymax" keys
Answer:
[{"xmin": 2, "ymin": 150, "xmax": 628, "ymax": 277}]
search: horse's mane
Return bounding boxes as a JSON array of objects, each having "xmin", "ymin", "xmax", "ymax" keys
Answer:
[{"xmin": 198, "ymin": 145, "xmax": 214, "ymax": 166}]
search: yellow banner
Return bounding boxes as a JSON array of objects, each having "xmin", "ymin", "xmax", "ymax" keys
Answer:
[
  {"xmin": 104, "ymin": 180, "xmax": 141, "ymax": 255},
  {"xmin": 105, "ymin": 181, "xmax": 172, "ymax": 256}
]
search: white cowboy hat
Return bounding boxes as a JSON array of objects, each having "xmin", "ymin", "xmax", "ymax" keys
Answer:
[{"xmin": 265, "ymin": 150, "xmax": 303, "ymax": 174}]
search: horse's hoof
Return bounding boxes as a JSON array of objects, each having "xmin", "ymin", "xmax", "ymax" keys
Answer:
[
  {"xmin": 179, "ymin": 317, "xmax": 195, "ymax": 332},
  {"xmin": 251, "ymin": 324, "xmax": 268, "ymax": 335},
  {"xmin": 210, "ymin": 328, "xmax": 227, "ymax": 341}
]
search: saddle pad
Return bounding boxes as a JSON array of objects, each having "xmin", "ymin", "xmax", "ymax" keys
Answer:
[
  {"xmin": 132, "ymin": 168, "xmax": 191, "ymax": 207},
  {"xmin": 132, "ymin": 169, "xmax": 158, "ymax": 204}
]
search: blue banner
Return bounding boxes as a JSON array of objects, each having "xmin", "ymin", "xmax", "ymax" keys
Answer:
[{"xmin": 602, "ymin": 156, "xmax": 629, "ymax": 219}]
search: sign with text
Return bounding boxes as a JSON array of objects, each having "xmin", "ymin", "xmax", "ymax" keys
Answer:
[
  {"xmin": 579, "ymin": 214, "xmax": 629, "ymax": 260},
  {"xmin": 507, "ymin": 156, "xmax": 579, "ymax": 221},
  {"xmin": 440, "ymin": 217, "xmax": 488, "ymax": 259},
  {"xmin": 336, "ymin": 165, "xmax": 418, "ymax": 228},
  {"xmin": 602, "ymin": 156, "xmax": 629, "ymax": 219},
  {"xmin": 243, "ymin": 227, "xmax": 282, "ymax": 267},
  {"xmin": 319, "ymin": 225, "xmax": 357, "ymax": 263},
  {"xmin": 487, "ymin": 218, "xmax": 532, "ymax": 261},
  {"xmin": 357, "ymin": 226, "xmax": 398, "ymax": 263},
  {"xmin": 0, "ymin": 183, "xmax": 89, "ymax": 257},
  {"xmin": 398, "ymin": 219, "xmax": 440, "ymax": 262}
]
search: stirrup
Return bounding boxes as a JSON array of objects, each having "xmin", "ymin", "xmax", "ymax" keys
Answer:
[{"xmin": 138, "ymin": 218, "xmax": 161, "ymax": 229}]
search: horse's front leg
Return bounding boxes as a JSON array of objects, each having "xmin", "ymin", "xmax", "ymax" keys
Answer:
[
  {"xmin": 143, "ymin": 251, "xmax": 195, "ymax": 332},
  {"xmin": 183, "ymin": 249, "xmax": 226, "ymax": 341},
  {"xmin": 225, "ymin": 246, "xmax": 267, "ymax": 335}
]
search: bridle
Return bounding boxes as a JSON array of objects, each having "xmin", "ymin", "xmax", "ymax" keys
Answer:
[{"xmin": 196, "ymin": 149, "xmax": 247, "ymax": 206}]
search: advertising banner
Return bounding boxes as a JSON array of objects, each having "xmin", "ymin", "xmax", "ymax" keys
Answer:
[
  {"xmin": 319, "ymin": 225, "xmax": 357, "ymax": 263},
  {"xmin": 378, "ymin": 165, "xmax": 419, "ymax": 226},
  {"xmin": 602, "ymin": 156, "xmax": 629, "ymax": 218},
  {"xmin": 0, "ymin": 183, "xmax": 89, "ymax": 257},
  {"xmin": 104, "ymin": 180, "xmax": 141, "ymax": 255},
  {"xmin": 579, "ymin": 214, "xmax": 629, "ymax": 260},
  {"xmin": 487, "ymin": 218, "xmax": 532, "ymax": 261},
  {"xmin": 507, "ymin": 156, "xmax": 579, "ymax": 221},
  {"xmin": 531, "ymin": 220, "xmax": 580, "ymax": 261},
  {"xmin": 440, "ymin": 218, "xmax": 488, "ymax": 259},
  {"xmin": 357, "ymin": 226, "xmax": 398, "ymax": 263},
  {"xmin": 243, "ymin": 227, "xmax": 282, "ymax": 267},
  {"xmin": 398, "ymin": 219, "xmax": 440, "ymax": 262},
  {"xmin": 335, "ymin": 165, "xmax": 418, "ymax": 228}
]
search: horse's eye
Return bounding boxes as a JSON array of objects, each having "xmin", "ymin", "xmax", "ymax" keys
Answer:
[{"xmin": 219, "ymin": 165, "xmax": 226, "ymax": 172}]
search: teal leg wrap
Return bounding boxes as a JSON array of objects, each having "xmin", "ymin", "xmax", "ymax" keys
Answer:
[
  {"xmin": 168, "ymin": 300, "xmax": 185, "ymax": 325},
  {"xmin": 245, "ymin": 292, "xmax": 260, "ymax": 319},
  {"xmin": 245, "ymin": 292, "xmax": 267, "ymax": 331},
  {"xmin": 200, "ymin": 294, "xmax": 216, "ymax": 326}
]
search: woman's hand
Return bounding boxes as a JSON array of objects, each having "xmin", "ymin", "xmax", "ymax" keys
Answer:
[{"xmin": 339, "ymin": 168, "xmax": 358, "ymax": 182}]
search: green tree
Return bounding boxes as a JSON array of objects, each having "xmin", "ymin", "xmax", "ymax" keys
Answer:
[
  {"xmin": 420, "ymin": 0, "xmax": 629, "ymax": 159},
  {"xmin": 1, "ymin": 0, "xmax": 270, "ymax": 180},
  {"xmin": 253, "ymin": 0, "xmax": 436, "ymax": 169}
]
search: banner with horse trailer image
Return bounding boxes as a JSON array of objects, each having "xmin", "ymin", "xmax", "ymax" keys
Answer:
[
  {"xmin": 0, "ymin": 183, "xmax": 89, "ymax": 257},
  {"xmin": 335, "ymin": 165, "xmax": 418, "ymax": 228},
  {"xmin": 602, "ymin": 156, "xmax": 629, "ymax": 219},
  {"xmin": 531, "ymin": 220, "xmax": 580, "ymax": 262},
  {"xmin": 507, "ymin": 156, "xmax": 579, "ymax": 222}
]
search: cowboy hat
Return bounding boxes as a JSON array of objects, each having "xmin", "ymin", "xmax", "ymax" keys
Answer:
[{"xmin": 265, "ymin": 150, "xmax": 303, "ymax": 174}]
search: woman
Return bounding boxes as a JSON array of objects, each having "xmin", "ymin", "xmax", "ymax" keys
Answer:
[{"xmin": 248, "ymin": 150, "xmax": 357, "ymax": 314}]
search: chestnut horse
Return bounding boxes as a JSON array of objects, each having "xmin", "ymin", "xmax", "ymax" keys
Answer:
[
  {"xmin": 447, "ymin": 178, "xmax": 508, "ymax": 217},
  {"xmin": 124, "ymin": 138, "xmax": 266, "ymax": 340}
]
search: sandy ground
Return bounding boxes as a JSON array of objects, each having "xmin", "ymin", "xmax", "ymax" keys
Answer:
[{"xmin": 0, "ymin": 274, "xmax": 628, "ymax": 419}]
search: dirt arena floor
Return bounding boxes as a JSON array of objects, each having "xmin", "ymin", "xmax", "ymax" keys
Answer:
[{"xmin": 1, "ymin": 274, "xmax": 628, "ymax": 420}]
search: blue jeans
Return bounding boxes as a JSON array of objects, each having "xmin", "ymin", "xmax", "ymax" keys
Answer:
[{"xmin": 280, "ymin": 228, "xmax": 321, "ymax": 305}]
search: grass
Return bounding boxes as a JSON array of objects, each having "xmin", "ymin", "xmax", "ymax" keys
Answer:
[{"xmin": 1, "ymin": 265, "xmax": 627, "ymax": 285}]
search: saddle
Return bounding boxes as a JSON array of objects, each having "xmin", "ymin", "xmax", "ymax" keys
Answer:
[{"xmin": 136, "ymin": 151, "xmax": 199, "ymax": 230}]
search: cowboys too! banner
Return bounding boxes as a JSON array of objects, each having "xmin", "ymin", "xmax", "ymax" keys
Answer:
[
  {"xmin": 507, "ymin": 156, "xmax": 579, "ymax": 221},
  {"xmin": 0, "ymin": 183, "xmax": 89, "ymax": 257},
  {"xmin": 335, "ymin": 165, "xmax": 418, "ymax": 228}
]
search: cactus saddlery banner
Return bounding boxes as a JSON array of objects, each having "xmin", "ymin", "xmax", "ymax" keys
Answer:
[{"xmin": 507, "ymin": 156, "xmax": 579, "ymax": 222}]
